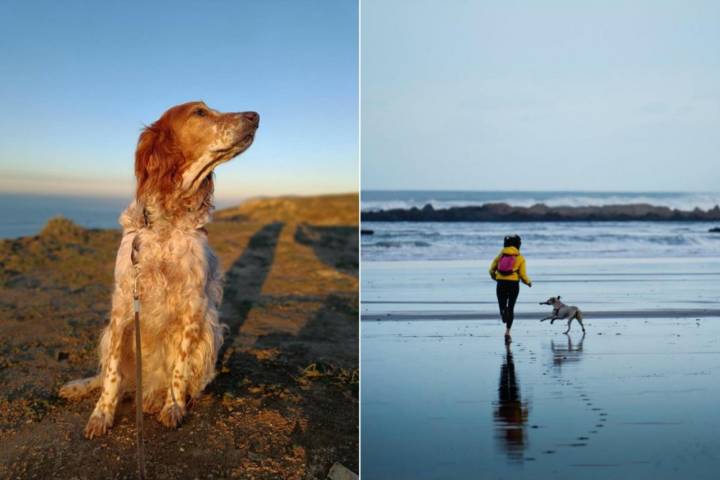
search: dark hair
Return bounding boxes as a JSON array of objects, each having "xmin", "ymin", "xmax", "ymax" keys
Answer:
[{"xmin": 503, "ymin": 235, "xmax": 522, "ymax": 249}]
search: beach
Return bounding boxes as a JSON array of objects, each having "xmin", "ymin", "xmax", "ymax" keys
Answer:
[
  {"xmin": 361, "ymin": 256, "xmax": 720, "ymax": 479},
  {"xmin": 362, "ymin": 317, "xmax": 720, "ymax": 479},
  {"xmin": 0, "ymin": 193, "xmax": 359, "ymax": 479}
]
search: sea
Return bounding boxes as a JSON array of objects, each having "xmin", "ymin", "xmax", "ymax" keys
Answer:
[
  {"xmin": 0, "ymin": 193, "xmax": 241, "ymax": 239},
  {"xmin": 362, "ymin": 191, "xmax": 720, "ymax": 261}
]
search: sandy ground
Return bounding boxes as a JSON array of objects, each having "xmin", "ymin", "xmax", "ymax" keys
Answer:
[
  {"xmin": 0, "ymin": 194, "xmax": 358, "ymax": 480},
  {"xmin": 361, "ymin": 256, "xmax": 720, "ymax": 479}
]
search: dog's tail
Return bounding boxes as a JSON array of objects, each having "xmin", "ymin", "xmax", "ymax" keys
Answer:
[
  {"xmin": 575, "ymin": 310, "xmax": 583, "ymax": 321},
  {"xmin": 59, "ymin": 375, "xmax": 102, "ymax": 400}
]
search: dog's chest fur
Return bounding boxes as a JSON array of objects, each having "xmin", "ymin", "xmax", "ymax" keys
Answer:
[{"xmin": 115, "ymin": 202, "xmax": 222, "ymax": 332}]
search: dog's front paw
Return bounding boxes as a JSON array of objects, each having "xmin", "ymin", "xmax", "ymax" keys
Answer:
[
  {"xmin": 158, "ymin": 403, "xmax": 186, "ymax": 429},
  {"xmin": 84, "ymin": 412, "xmax": 113, "ymax": 439}
]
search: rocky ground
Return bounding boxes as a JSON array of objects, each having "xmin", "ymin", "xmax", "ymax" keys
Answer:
[{"xmin": 0, "ymin": 194, "xmax": 358, "ymax": 480}]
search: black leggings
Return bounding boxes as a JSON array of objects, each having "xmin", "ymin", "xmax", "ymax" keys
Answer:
[{"xmin": 496, "ymin": 280, "xmax": 520, "ymax": 328}]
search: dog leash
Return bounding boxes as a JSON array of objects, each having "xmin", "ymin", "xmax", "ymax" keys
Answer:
[{"xmin": 131, "ymin": 231, "xmax": 147, "ymax": 480}]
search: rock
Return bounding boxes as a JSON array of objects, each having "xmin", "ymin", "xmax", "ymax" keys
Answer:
[
  {"xmin": 39, "ymin": 217, "xmax": 88, "ymax": 242},
  {"xmin": 709, "ymin": 227, "xmax": 720, "ymax": 233},
  {"xmin": 362, "ymin": 203, "xmax": 720, "ymax": 222},
  {"xmin": 360, "ymin": 229, "xmax": 374, "ymax": 235},
  {"xmin": 327, "ymin": 462, "xmax": 358, "ymax": 480}
]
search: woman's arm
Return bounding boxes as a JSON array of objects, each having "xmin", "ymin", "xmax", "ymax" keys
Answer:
[
  {"xmin": 489, "ymin": 255, "xmax": 499, "ymax": 280},
  {"xmin": 518, "ymin": 256, "xmax": 532, "ymax": 286}
]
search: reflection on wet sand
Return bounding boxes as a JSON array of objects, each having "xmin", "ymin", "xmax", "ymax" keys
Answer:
[
  {"xmin": 494, "ymin": 343, "xmax": 529, "ymax": 461},
  {"xmin": 551, "ymin": 333, "xmax": 586, "ymax": 368}
]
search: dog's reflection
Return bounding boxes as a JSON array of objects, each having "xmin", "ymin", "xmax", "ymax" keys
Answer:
[
  {"xmin": 551, "ymin": 333, "xmax": 586, "ymax": 369},
  {"xmin": 493, "ymin": 343, "xmax": 529, "ymax": 461}
]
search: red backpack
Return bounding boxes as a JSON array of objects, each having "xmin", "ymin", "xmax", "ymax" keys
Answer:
[{"xmin": 497, "ymin": 255, "xmax": 516, "ymax": 275}]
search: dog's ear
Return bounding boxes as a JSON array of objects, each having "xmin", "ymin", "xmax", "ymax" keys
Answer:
[
  {"xmin": 557, "ymin": 296, "xmax": 561, "ymax": 300},
  {"xmin": 135, "ymin": 121, "xmax": 184, "ymax": 202}
]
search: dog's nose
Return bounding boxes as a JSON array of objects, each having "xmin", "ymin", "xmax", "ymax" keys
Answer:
[{"xmin": 241, "ymin": 111, "xmax": 259, "ymax": 126}]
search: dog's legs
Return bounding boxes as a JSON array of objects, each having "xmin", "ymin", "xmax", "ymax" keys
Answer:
[
  {"xmin": 564, "ymin": 317, "xmax": 573, "ymax": 334},
  {"xmin": 158, "ymin": 321, "xmax": 200, "ymax": 428},
  {"xmin": 84, "ymin": 319, "xmax": 127, "ymax": 439},
  {"xmin": 576, "ymin": 315, "xmax": 586, "ymax": 333}
]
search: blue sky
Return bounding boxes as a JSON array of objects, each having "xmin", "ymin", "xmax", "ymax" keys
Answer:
[
  {"xmin": 0, "ymin": 0, "xmax": 358, "ymax": 201},
  {"xmin": 362, "ymin": 0, "xmax": 720, "ymax": 191}
]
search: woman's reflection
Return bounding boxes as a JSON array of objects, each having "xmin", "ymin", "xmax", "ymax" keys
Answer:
[{"xmin": 494, "ymin": 342, "xmax": 529, "ymax": 461}]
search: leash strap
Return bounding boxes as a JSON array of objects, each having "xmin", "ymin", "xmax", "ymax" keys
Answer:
[{"xmin": 131, "ymin": 235, "xmax": 147, "ymax": 480}]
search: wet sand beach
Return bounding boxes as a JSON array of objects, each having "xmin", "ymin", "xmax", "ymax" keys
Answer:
[{"xmin": 361, "ymin": 257, "xmax": 720, "ymax": 479}]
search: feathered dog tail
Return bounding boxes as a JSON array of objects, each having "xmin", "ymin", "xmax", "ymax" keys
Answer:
[
  {"xmin": 59, "ymin": 375, "xmax": 102, "ymax": 400},
  {"xmin": 575, "ymin": 310, "xmax": 583, "ymax": 321}
]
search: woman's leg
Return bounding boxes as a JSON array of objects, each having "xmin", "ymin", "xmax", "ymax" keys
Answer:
[
  {"xmin": 504, "ymin": 282, "xmax": 520, "ymax": 329},
  {"xmin": 497, "ymin": 281, "xmax": 513, "ymax": 338},
  {"xmin": 496, "ymin": 281, "xmax": 509, "ymax": 323}
]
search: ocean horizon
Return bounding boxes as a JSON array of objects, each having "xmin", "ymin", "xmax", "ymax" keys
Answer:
[
  {"xmin": 361, "ymin": 190, "xmax": 720, "ymax": 262},
  {"xmin": 0, "ymin": 193, "xmax": 247, "ymax": 239}
]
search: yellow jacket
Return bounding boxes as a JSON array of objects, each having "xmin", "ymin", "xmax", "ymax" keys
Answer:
[{"xmin": 489, "ymin": 246, "xmax": 532, "ymax": 285}]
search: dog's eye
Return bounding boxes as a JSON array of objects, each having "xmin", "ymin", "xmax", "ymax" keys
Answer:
[{"xmin": 194, "ymin": 108, "xmax": 207, "ymax": 117}]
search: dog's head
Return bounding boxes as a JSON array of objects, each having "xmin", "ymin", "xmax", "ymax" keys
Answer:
[
  {"xmin": 539, "ymin": 296, "xmax": 562, "ymax": 306},
  {"xmin": 135, "ymin": 101, "xmax": 259, "ymax": 205}
]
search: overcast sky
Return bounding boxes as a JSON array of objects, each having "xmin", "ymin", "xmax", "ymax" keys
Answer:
[
  {"xmin": 0, "ymin": 0, "xmax": 357, "ymax": 201},
  {"xmin": 362, "ymin": 0, "xmax": 720, "ymax": 191}
]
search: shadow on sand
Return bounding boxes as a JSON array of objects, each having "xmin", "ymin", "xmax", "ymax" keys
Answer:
[
  {"xmin": 216, "ymin": 221, "xmax": 285, "ymax": 359},
  {"xmin": 294, "ymin": 224, "xmax": 358, "ymax": 275}
]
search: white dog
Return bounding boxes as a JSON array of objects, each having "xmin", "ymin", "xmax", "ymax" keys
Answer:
[{"xmin": 539, "ymin": 296, "xmax": 585, "ymax": 334}]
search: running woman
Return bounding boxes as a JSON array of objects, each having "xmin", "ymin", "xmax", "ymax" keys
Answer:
[{"xmin": 489, "ymin": 235, "xmax": 532, "ymax": 342}]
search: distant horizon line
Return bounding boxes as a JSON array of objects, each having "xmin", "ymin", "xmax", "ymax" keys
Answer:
[{"xmin": 0, "ymin": 190, "xmax": 358, "ymax": 202}]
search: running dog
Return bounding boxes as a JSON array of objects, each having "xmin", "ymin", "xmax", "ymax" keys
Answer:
[{"xmin": 539, "ymin": 296, "xmax": 585, "ymax": 334}]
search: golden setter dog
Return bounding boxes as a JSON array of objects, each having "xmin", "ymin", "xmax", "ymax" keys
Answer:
[{"xmin": 59, "ymin": 101, "xmax": 259, "ymax": 438}]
